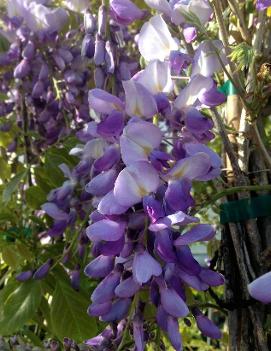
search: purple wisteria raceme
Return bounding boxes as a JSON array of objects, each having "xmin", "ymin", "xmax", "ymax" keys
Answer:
[{"xmin": 256, "ymin": 0, "xmax": 271, "ymax": 10}]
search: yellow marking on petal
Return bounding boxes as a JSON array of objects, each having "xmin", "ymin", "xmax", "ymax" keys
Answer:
[
  {"xmin": 267, "ymin": 7, "xmax": 271, "ymax": 16},
  {"xmin": 171, "ymin": 164, "xmax": 188, "ymax": 179}
]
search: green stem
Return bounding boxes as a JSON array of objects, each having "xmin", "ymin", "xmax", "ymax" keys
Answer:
[
  {"xmin": 116, "ymin": 294, "xmax": 138, "ymax": 351},
  {"xmin": 206, "ymin": 184, "xmax": 271, "ymax": 206}
]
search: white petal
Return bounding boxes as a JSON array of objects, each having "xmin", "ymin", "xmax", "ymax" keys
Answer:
[
  {"xmin": 138, "ymin": 15, "xmax": 178, "ymax": 61},
  {"xmin": 137, "ymin": 60, "xmax": 173, "ymax": 94}
]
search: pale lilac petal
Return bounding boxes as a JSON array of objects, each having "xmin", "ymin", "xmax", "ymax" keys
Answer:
[
  {"xmin": 248, "ymin": 272, "xmax": 271, "ymax": 304},
  {"xmin": 98, "ymin": 190, "xmax": 129, "ymax": 215},
  {"xmin": 185, "ymin": 143, "xmax": 221, "ymax": 180},
  {"xmin": 160, "ymin": 287, "xmax": 189, "ymax": 317},
  {"xmin": 110, "ymin": 0, "xmax": 145, "ymax": 25},
  {"xmin": 114, "ymin": 161, "xmax": 160, "ymax": 207},
  {"xmin": 183, "ymin": 25, "xmax": 197, "ymax": 43},
  {"xmin": 123, "ymin": 80, "xmax": 158, "ymax": 118},
  {"xmin": 120, "ymin": 120, "xmax": 162, "ymax": 165},
  {"xmin": 133, "ymin": 250, "xmax": 162, "ymax": 284},
  {"xmin": 166, "ymin": 153, "xmax": 211, "ymax": 181},
  {"xmin": 192, "ymin": 40, "xmax": 228, "ymax": 77},
  {"xmin": 174, "ymin": 224, "xmax": 215, "ymax": 245},
  {"xmin": 86, "ymin": 219, "xmax": 125, "ymax": 242},
  {"xmin": 174, "ymin": 74, "xmax": 214, "ymax": 110},
  {"xmin": 149, "ymin": 211, "xmax": 199, "ymax": 232},
  {"xmin": 41, "ymin": 203, "xmax": 69, "ymax": 221},
  {"xmin": 138, "ymin": 15, "xmax": 179, "ymax": 61},
  {"xmin": 88, "ymin": 88, "xmax": 124, "ymax": 114},
  {"xmin": 144, "ymin": 0, "xmax": 172, "ymax": 17}
]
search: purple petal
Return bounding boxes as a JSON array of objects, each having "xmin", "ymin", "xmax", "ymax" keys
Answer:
[
  {"xmin": 98, "ymin": 235, "xmax": 125, "ymax": 256},
  {"xmin": 86, "ymin": 219, "xmax": 126, "ymax": 242},
  {"xmin": 84, "ymin": 255, "xmax": 114, "ymax": 278},
  {"xmin": 198, "ymin": 83, "xmax": 226, "ymax": 107},
  {"xmin": 87, "ymin": 301, "xmax": 112, "ymax": 316},
  {"xmin": 155, "ymin": 230, "xmax": 177, "ymax": 262},
  {"xmin": 143, "ymin": 195, "xmax": 164, "ymax": 224},
  {"xmin": 167, "ymin": 316, "xmax": 183, "ymax": 351},
  {"xmin": 199, "ymin": 268, "xmax": 224, "ymax": 286},
  {"xmin": 133, "ymin": 314, "xmax": 145, "ymax": 351},
  {"xmin": 85, "ymin": 169, "xmax": 117, "ymax": 196},
  {"xmin": 101, "ymin": 298, "xmax": 131, "ymax": 322},
  {"xmin": 91, "ymin": 271, "xmax": 121, "ymax": 303},
  {"xmin": 174, "ymin": 224, "xmax": 215, "ymax": 246},
  {"xmin": 41, "ymin": 203, "xmax": 69, "ymax": 221},
  {"xmin": 176, "ymin": 246, "xmax": 201, "ymax": 275},
  {"xmin": 165, "ymin": 179, "xmax": 194, "ymax": 213},
  {"xmin": 15, "ymin": 270, "xmax": 33, "ymax": 282},
  {"xmin": 248, "ymin": 272, "xmax": 271, "ymax": 303},
  {"xmin": 97, "ymin": 111, "xmax": 124, "ymax": 137},
  {"xmin": 160, "ymin": 287, "xmax": 189, "ymax": 318},
  {"xmin": 115, "ymin": 277, "xmax": 141, "ymax": 298},
  {"xmin": 93, "ymin": 146, "xmax": 120, "ymax": 172},
  {"xmin": 133, "ymin": 250, "xmax": 162, "ymax": 284},
  {"xmin": 178, "ymin": 268, "xmax": 209, "ymax": 291},
  {"xmin": 195, "ymin": 310, "xmax": 221, "ymax": 339}
]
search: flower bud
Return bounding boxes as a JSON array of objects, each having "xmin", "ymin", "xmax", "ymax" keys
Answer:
[
  {"xmin": 94, "ymin": 34, "xmax": 105, "ymax": 66},
  {"xmin": 33, "ymin": 259, "xmax": 53, "ymax": 280},
  {"xmin": 81, "ymin": 34, "xmax": 95, "ymax": 59},
  {"xmin": 15, "ymin": 270, "xmax": 33, "ymax": 282}
]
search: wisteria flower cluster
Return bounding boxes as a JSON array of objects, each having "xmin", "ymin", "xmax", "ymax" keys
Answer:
[{"xmin": 36, "ymin": 1, "xmax": 228, "ymax": 350}]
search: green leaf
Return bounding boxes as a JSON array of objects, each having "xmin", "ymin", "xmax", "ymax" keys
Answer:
[
  {"xmin": 2, "ymin": 244, "xmax": 25, "ymax": 268},
  {"xmin": 0, "ymin": 280, "xmax": 42, "ymax": 335},
  {"xmin": 50, "ymin": 279, "xmax": 97, "ymax": 342},
  {"xmin": 25, "ymin": 186, "xmax": 47, "ymax": 209},
  {"xmin": 2, "ymin": 170, "xmax": 28, "ymax": 203}
]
